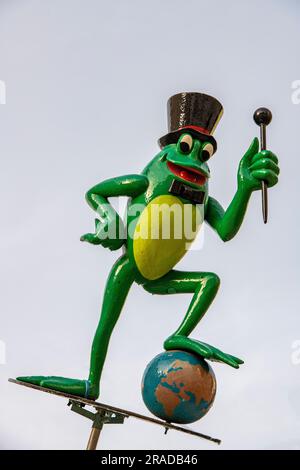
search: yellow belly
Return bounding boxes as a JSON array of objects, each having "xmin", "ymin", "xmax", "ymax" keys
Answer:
[{"xmin": 133, "ymin": 195, "xmax": 203, "ymax": 280}]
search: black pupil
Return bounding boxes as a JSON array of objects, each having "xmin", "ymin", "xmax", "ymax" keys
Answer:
[
  {"xmin": 202, "ymin": 150, "xmax": 210, "ymax": 161},
  {"xmin": 180, "ymin": 141, "xmax": 190, "ymax": 153}
]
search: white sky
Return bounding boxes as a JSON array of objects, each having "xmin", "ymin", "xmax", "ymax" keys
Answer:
[{"xmin": 0, "ymin": 0, "xmax": 299, "ymax": 450}]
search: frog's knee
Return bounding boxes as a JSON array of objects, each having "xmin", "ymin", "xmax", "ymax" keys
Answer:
[{"xmin": 205, "ymin": 273, "xmax": 221, "ymax": 291}]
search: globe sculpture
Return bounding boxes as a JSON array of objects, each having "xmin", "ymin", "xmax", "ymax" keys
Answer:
[{"xmin": 142, "ymin": 350, "xmax": 216, "ymax": 424}]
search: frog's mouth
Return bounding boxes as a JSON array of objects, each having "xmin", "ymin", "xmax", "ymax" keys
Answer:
[{"xmin": 167, "ymin": 161, "xmax": 207, "ymax": 186}]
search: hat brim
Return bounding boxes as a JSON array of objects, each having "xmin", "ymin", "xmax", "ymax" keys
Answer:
[{"xmin": 158, "ymin": 128, "xmax": 217, "ymax": 152}]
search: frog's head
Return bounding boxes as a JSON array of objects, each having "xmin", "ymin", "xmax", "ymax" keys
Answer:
[
  {"xmin": 150, "ymin": 92, "xmax": 222, "ymax": 191},
  {"xmin": 142, "ymin": 131, "xmax": 216, "ymax": 194},
  {"xmin": 143, "ymin": 93, "xmax": 223, "ymax": 195},
  {"xmin": 160, "ymin": 132, "xmax": 215, "ymax": 189}
]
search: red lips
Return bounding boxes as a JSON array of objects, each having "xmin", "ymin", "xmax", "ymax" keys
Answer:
[{"xmin": 167, "ymin": 161, "xmax": 207, "ymax": 186}]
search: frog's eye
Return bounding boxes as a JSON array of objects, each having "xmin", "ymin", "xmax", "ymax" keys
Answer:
[
  {"xmin": 178, "ymin": 134, "xmax": 193, "ymax": 154},
  {"xmin": 201, "ymin": 142, "xmax": 214, "ymax": 162}
]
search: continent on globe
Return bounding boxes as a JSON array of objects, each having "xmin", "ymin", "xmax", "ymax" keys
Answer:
[{"xmin": 142, "ymin": 350, "xmax": 216, "ymax": 424}]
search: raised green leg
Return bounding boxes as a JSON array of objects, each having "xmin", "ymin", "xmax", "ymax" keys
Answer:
[
  {"xmin": 143, "ymin": 270, "xmax": 243, "ymax": 368},
  {"xmin": 17, "ymin": 255, "xmax": 135, "ymax": 399}
]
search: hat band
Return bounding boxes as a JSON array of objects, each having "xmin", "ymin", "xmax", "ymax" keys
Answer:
[{"xmin": 179, "ymin": 125, "xmax": 210, "ymax": 135}]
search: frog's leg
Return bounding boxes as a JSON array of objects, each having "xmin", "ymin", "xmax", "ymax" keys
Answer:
[
  {"xmin": 87, "ymin": 254, "xmax": 135, "ymax": 395},
  {"xmin": 143, "ymin": 270, "xmax": 244, "ymax": 369},
  {"xmin": 17, "ymin": 254, "xmax": 135, "ymax": 399}
]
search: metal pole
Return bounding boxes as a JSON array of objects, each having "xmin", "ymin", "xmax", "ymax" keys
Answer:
[
  {"xmin": 253, "ymin": 107, "xmax": 272, "ymax": 224},
  {"xmin": 260, "ymin": 123, "xmax": 268, "ymax": 224},
  {"xmin": 86, "ymin": 424, "xmax": 102, "ymax": 450}
]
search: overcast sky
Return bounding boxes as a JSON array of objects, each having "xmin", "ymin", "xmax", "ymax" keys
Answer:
[{"xmin": 0, "ymin": 0, "xmax": 299, "ymax": 450}]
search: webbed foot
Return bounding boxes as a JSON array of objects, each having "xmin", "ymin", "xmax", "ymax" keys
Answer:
[
  {"xmin": 164, "ymin": 335, "xmax": 244, "ymax": 369},
  {"xmin": 16, "ymin": 376, "xmax": 99, "ymax": 400}
]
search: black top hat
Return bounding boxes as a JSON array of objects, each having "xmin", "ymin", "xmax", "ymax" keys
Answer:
[{"xmin": 158, "ymin": 92, "xmax": 223, "ymax": 150}]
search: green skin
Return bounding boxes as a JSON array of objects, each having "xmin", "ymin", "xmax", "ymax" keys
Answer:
[{"xmin": 18, "ymin": 134, "xmax": 280, "ymax": 400}]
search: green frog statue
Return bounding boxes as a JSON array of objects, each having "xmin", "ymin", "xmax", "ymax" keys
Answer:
[{"xmin": 18, "ymin": 92, "xmax": 280, "ymax": 400}]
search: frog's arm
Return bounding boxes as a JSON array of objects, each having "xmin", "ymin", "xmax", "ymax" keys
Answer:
[
  {"xmin": 82, "ymin": 174, "xmax": 149, "ymax": 249},
  {"xmin": 205, "ymin": 189, "xmax": 251, "ymax": 242},
  {"xmin": 86, "ymin": 174, "xmax": 149, "ymax": 211},
  {"xmin": 205, "ymin": 137, "xmax": 280, "ymax": 242}
]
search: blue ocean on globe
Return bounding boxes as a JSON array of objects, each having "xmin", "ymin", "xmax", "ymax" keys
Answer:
[{"xmin": 142, "ymin": 350, "xmax": 216, "ymax": 424}]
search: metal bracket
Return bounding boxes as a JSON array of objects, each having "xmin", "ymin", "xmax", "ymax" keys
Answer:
[{"xmin": 68, "ymin": 400, "xmax": 128, "ymax": 449}]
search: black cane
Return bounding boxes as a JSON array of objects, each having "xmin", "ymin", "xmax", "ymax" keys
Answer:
[{"xmin": 253, "ymin": 107, "xmax": 272, "ymax": 224}]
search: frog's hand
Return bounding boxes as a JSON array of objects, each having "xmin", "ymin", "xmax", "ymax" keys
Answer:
[
  {"xmin": 238, "ymin": 137, "xmax": 280, "ymax": 192},
  {"xmin": 81, "ymin": 218, "xmax": 125, "ymax": 250},
  {"xmin": 80, "ymin": 232, "xmax": 101, "ymax": 245},
  {"xmin": 81, "ymin": 219, "xmax": 102, "ymax": 245}
]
